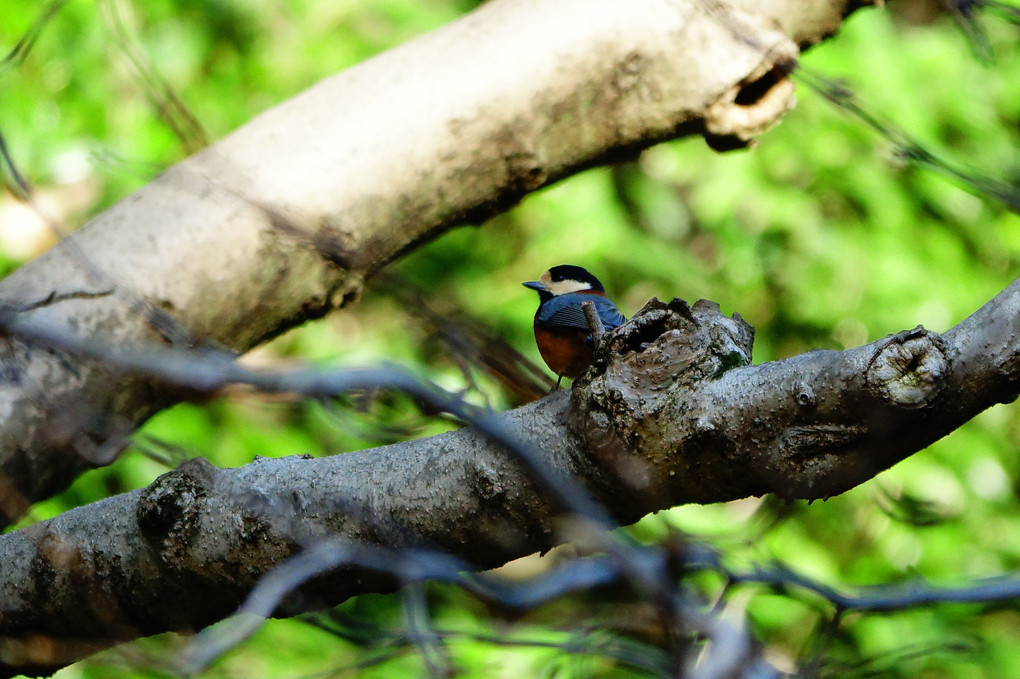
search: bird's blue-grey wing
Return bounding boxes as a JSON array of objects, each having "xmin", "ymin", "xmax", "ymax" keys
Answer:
[
  {"xmin": 592, "ymin": 296, "xmax": 626, "ymax": 328},
  {"xmin": 537, "ymin": 294, "xmax": 626, "ymax": 332},
  {"xmin": 536, "ymin": 297, "xmax": 590, "ymax": 331}
]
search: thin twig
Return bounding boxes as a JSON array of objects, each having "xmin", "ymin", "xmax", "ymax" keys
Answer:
[{"xmin": 581, "ymin": 300, "xmax": 605, "ymax": 342}]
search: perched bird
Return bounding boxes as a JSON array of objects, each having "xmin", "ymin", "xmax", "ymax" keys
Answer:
[{"xmin": 523, "ymin": 265, "xmax": 626, "ymax": 389}]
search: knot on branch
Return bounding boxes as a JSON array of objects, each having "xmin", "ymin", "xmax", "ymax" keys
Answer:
[
  {"xmin": 568, "ymin": 299, "xmax": 754, "ymax": 516},
  {"xmin": 137, "ymin": 457, "xmax": 216, "ymax": 567},
  {"xmin": 582, "ymin": 297, "xmax": 753, "ymax": 393},
  {"xmin": 866, "ymin": 326, "xmax": 950, "ymax": 409}
]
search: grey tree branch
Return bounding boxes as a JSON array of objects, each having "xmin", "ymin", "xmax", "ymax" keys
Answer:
[
  {"xmin": 1, "ymin": 276, "xmax": 1018, "ymax": 676},
  {"xmin": 0, "ymin": 0, "xmax": 860, "ymax": 525},
  {"xmin": 570, "ymin": 279, "xmax": 1020, "ymax": 520}
]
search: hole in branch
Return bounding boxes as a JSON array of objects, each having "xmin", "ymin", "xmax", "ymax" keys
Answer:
[{"xmin": 734, "ymin": 66, "xmax": 787, "ymax": 107}]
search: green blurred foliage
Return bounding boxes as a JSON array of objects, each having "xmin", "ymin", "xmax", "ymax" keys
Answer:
[{"xmin": 1, "ymin": 0, "xmax": 1019, "ymax": 677}]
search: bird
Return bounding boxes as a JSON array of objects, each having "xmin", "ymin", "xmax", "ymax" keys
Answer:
[{"xmin": 523, "ymin": 265, "xmax": 626, "ymax": 389}]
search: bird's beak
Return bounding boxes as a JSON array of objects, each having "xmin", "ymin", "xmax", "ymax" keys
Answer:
[{"xmin": 522, "ymin": 281, "xmax": 546, "ymax": 291}]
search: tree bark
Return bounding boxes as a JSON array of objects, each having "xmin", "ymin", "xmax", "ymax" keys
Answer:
[
  {"xmin": 0, "ymin": 0, "xmax": 859, "ymax": 526},
  {"xmin": 1, "ymin": 277, "xmax": 1019, "ymax": 677}
]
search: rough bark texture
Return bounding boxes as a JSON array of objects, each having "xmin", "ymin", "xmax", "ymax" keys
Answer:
[
  {"xmin": 2, "ymin": 277, "xmax": 1019, "ymax": 676},
  {"xmin": 570, "ymin": 283, "xmax": 1020, "ymax": 516},
  {"xmin": 0, "ymin": 397, "xmax": 577, "ymax": 677},
  {"xmin": 0, "ymin": 0, "xmax": 860, "ymax": 526}
]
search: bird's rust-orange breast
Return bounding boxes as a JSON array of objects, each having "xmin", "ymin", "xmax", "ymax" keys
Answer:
[{"xmin": 534, "ymin": 325, "xmax": 594, "ymax": 378}]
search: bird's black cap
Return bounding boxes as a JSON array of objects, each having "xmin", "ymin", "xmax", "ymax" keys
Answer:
[{"xmin": 546, "ymin": 265, "xmax": 605, "ymax": 292}]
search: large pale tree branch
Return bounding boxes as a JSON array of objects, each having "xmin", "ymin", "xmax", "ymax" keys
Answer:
[
  {"xmin": 1, "ymin": 276, "xmax": 1018, "ymax": 676},
  {"xmin": 0, "ymin": 0, "xmax": 860, "ymax": 525}
]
